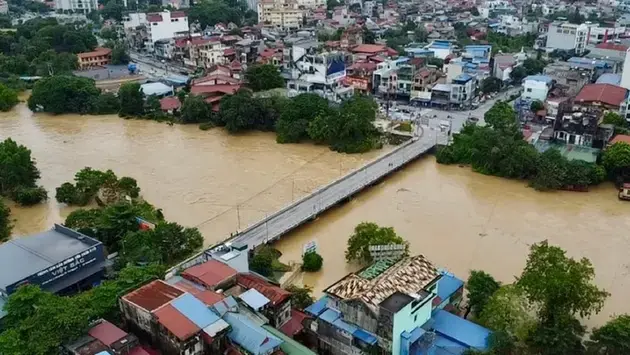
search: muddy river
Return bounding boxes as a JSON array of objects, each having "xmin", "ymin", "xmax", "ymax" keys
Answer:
[{"xmin": 2, "ymin": 103, "xmax": 629, "ymax": 326}]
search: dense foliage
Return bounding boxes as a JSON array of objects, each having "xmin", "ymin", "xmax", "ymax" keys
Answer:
[
  {"xmin": 301, "ymin": 251, "xmax": 323, "ymax": 272},
  {"xmin": 122, "ymin": 222, "xmax": 204, "ymax": 265},
  {"xmin": 0, "ymin": 83, "xmax": 19, "ymax": 111},
  {"xmin": 28, "ymin": 75, "xmax": 100, "ymax": 114},
  {"xmin": 0, "ymin": 138, "xmax": 47, "ymax": 205},
  {"xmin": 55, "ymin": 167, "xmax": 140, "ymax": 206},
  {"xmin": 0, "ymin": 264, "xmax": 166, "ymax": 355},
  {"xmin": 437, "ymin": 101, "xmax": 604, "ymax": 191},
  {"xmin": 345, "ymin": 222, "xmax": 409, "ymax": 264},
  {"xmin": 480, "ymin": 77, "xmax": 502, "ymax": 94},
  {"xmin": 244, "ymin": 64, "xmax": 285, "ymax": 92},
  {"xmin": 180, "ymin": 94, "xmax": 213, "ymax": 124},
  {"xmin": 465, "ymin": 270, "xmax": 501, "ymax": 318},
  {"xmin": 0, "ymin": 198, "xmax": 10, "ymax": 242},
  {"xmin": 486, "ymin": 31, "xmax": 536, "ymax": 54},
  {"xmin": 187, "ymin": 0, "xmax": 257, "ymax": 28},
  {"xmin": 0, "ymin": 18, "xmax": 96, "ymax": 77},
  {"xmin": 285, "ymin": 284, "xmax": 315, "ymax": 310},
  {"xmin": 276, "ymin": 93, "xmax": 329, "ymax": 143},
  {"xmin": 602, "ymin": 142, "xmax": 630, "ymax": 185},
  {"xmin": 118, "ymin": 82, "xmax": 145, "ymax": 117},
  {"xmin": 587, "ymin": 314, "xmax": 630, "ymax": 354}
]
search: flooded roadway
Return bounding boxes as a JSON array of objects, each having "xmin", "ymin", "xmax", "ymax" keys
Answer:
[{"xmin": 2, "ymin": 103, "xmax": 629, "ymax": 326}]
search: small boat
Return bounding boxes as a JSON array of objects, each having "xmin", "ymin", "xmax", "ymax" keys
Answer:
[{"xmin": 619, "ymin": 183, "xmax": 630, "ymax": 201}]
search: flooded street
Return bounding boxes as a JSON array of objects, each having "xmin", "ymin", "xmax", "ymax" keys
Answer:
[{"xmin": 2, "ymin": 103, "xmax": 630, "ymax": 326}]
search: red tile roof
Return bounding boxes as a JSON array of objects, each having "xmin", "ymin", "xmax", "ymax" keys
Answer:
[
  {"xmin": 575, "ymin": 84, "xmax": 628, "ymax": 107},
  {"xmin": 230, "ymin": 60, "xmax": 242, "ymax": 70},
  {"xmin": 236, "ymin": 273, "xmax": 290, "ymax": 306},
  {"xmin": 348, "ymin": 62, "xmax": 377, "ymax": 72},
  {"xmin": 351, "ymin": 44, "xmax": 387, "ymax": 54},
  {"xmin": 153, "ymin": 304, "xmax": 200, "ymax": 340},
  {"xmin": 122, "ymin": 280, "xmax": 185, "ymax": 312},
  {"xmin": 171, "ymin": 11, "xmax": 186, "ymax": 18},
  {"xmin": 279, "ymin": 309, "xmax": 309, "ymax": 336},
  {"xmin": 224, "ymin": 48, "xmax": 236, "ymax": 56},
  {"xmin": 77, "ymin": 47, "xmax": 111, "ymax": 59},
  {"xmin": 88, "ymin": 320, "xmax": 127, "ymax": 346},
  {"xmin": 191, "ymin": 84, "xmax": 242, "ymax": 95},
  {"xmin": 610, "ymin": 134, "xmax": 630, "ymax": 145},
  {"xmin": 595, "ymin": 42, "xmax": 629, "ymax": 51},
  {"xmin": 182, "ymin": 259, "xmax": 238, "ymax": 289},
  {"xmin": 192, "ymin": 74, "xmax": 240, "ymax": 85},
  {"xmin": 160, "ymin": 96, "xmax": 181, "ymax": 111},
  {"xmin": 147, "ymin": 13, "xmax": 163, "ymax": 22}
]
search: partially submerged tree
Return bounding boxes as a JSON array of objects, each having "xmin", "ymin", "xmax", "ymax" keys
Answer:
[
  {"xmin": 345, "ymin": 222, "xmax": 409, "ymax": 264},
  {"xmin": 465, "ymin": 270, "xmax": 501, "ymax": 318}
]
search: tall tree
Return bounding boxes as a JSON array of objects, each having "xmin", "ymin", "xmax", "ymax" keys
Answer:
[
  {"xmin": 479, "ymin": 285, "xmax": 537, "ymax": 341},
  {"xmin": 0, "ymin": 198, "xmax": 11, "ymax": 242},
  {"xmin": 0, "ymin": 83, "xmax": 18, "ymax": 111},
  {"xmin": 465, "ymin": 270, "xmax": 501, "ymax": 318},
  {"xmin": 0, "ymin": 138, "xmax": 46, "ymax": 204},
  {"xmin": 285, "ymin": 285, "xmax": 315, "ymax": 310},
  {"xmin": 244, "ymin": 64, "xmax": 285, "ymax": 92},
  {"xmin": 118, "ymin": 82, "xmax": 144, "ymax": 117},
  {"xmin": 122, "ymin": 222, "xmax": 204, "ymax": 265},
  {"xmin": 28, "ymin": 75, "xmax": 100, "ymax": 114},
  {"xmin": 180, "ymin": 95, "xmax": 213, "ymax": 124},
  {"xmin": 276, "ymin": 93, "xmax": 329, "ymax": 143},
  {"xmin": 587, "ymin": 314, "xmax": 630, "ymax": 355},
  {"xmin": 602, "ymin": 142, "xmax": 630, "ymax": 183},
  {"xmin": 345, "ymin": 222, "xmax": 409, "ymax": 264}
]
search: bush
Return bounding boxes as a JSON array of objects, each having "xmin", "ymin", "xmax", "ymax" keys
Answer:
[
  {"xmin": 302, "ymin": 252, "xmax": 323, "ymax": 272},
  {"xmin": 250, "ymin": 251, "xmax": 273, "ymax": 276},
  {"xmin": 199, "ymin": 121, "xmax": 215, "ymax": 130},
  {"xmin": 117, "ymin": 177, "xmax": 140, "ymax": 198},
  {"xmin": 12, "ymin": 186, "xmax": 48, "ymax": 206},
  {"xmin": 396, "ymin": 121, "xmax": 413, "ymax": 132}
]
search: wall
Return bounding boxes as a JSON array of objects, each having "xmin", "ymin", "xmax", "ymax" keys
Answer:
[
  {"xmin": 523, "ymin": 80, "xmax": 549, "ymax": 101},
  {"xmin": 391, "ymin": 293, "xmax": 435, "ymax": 355},
  {"xmin": 546, "ymin": 24, "xmax": 578, "ymax": 51}
]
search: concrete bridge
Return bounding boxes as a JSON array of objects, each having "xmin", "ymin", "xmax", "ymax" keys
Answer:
[{"xmin": 167, "ymin": 127, "xmax": 443, "ymax": 275}]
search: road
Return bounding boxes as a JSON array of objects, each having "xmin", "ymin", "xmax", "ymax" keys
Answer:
[
  {"xmin": 222, "ymin": 127, "xmax": 442, "ymax": 251},
  {"xmin": 129, "ymin": 52, "xmax": 189, "ymax": 79}
]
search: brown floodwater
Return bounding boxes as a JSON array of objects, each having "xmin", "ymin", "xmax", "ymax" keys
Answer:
[{"xmin": 2, "ymin": 103, "xmax": 630, "ymax": 326}]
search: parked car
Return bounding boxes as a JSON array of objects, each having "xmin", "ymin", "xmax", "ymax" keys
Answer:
[{"xmin": 619, "ymin": 183, "xmax": 630, "ymax": 201}]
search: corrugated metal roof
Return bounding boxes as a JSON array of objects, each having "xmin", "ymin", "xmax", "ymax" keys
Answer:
[
  {"xmin": 224, "ymin": 312, "xmax": 283, "ymax": 355},
  {"xmin": 153, "ymin": 304, "xmax": 200, "ymax": 340},
  {"xmin": 171, "ymin": 293, "xmax": 221, "ymax": 328},
  {"xmin": 237, "ymin": 273, "xmax": 290, "ymax": 306},
  {"xmin": 304, "ymin": 296, "xmax": 328, "ymax": 317},
  {"xmin": 319, "ymin": 308, "xmax": 340, "ymax": 323},
  {"xmin": 353, "ymin": 328, "xmax": 378, "ymax": 345},
  {"xmin": 88, "ymin": 320, "xmax": 127, "ymax": 347},
  {"xmin": 239, "ymin": 288, "xmax": 270, "ymax": 311},
  {"xmin": 123, "ymin": 280, "xmax": 184, "ymax": 312},
  {"xmin": 436, "ymin": 274, "xmax": 464, "ymax": 301},
  {"xmin": 213, "ymin": 296, "xmax": 239, "ymax": 316},
  {"xmin": 431, "ymin": 310, "xmax": 491, "ymax": 350},
  {"xmin": 263, "ymin": 325, "xmax": 317, "ymax": 355},
  {"xmin": 182, "ymin": 259, "xmax": 238, "ymax": 289}
]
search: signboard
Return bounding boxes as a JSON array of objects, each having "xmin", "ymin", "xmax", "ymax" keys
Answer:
[
  {"xmin": 347, "ymin": 77, "xmax": 369, "ymax": 91},
  {"xmin": 368, "ymin": 244, "xmax": 407, "ymax": 261},
  {"xmin": 8, "ymin": 245, "xmax": 104, "ymax": 294},
  {"xmin": 303, "ymin": 240, "xmax": 318, "ymax": 256}
]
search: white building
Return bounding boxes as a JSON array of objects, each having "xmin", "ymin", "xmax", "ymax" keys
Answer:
[
  {"xmin": 0, "ymin": 0, "xmax": 8, "ymax": 14},
  {"xmin": 296, "ymin": 0, "xmax": 324, "ymax": 8},
  {"xmin": 546, "ymin": 22, "xmax": 589, "ymax": 55},
  {"xmin": 54, "ymin": 0, "xmax": 97, "ymax": 14},
  {"xmin": 258, "ymin": 0, "xmax": 304, "ymax": 30},
  {"xmin": 620, "ymin": 48, "xmax": 630, "ymax": 90},
  {"xmin": 522, "ymin": 75, "xmax": 553, "ymax": 101},
  {"xmin": 123, "ymin": 11, "xmax": 189, "ymax": 52}
]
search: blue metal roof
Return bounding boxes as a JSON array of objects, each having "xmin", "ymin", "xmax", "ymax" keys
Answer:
[
  {"xmin": 596, "ymin": 73, "xmax": 622, "ymax": 85},
  {"xmin": 171, "ymin": 293, "xmax": 221, "ymax": 328},
  {"xmin": 239, "ymin": 288, "xmax": 270, "ymax": 311},
  {"xmin": 223, "ymin": 312, "xmax": 283, "ymax": 355},
  {"xmin": 319, "ymin": 308, "xmax": 341, "ymax": 323},
  {"xmin": 353, "ymin": 328, "xmax": 378, "ymax": 345},
  {"xmin": 304, "ymin": 296, "xmax": 328, "ymax": 316},
  {"xmin": 454, "ymin": 73, "xmax": 473, "ymax": 82},
  {"xmin": 465, "ymin": 45, "xmax": 492, "ymax": 49},
  {"xmin": 524, "ymin": 75, "xmax": 553, "ymax": 84},
  {"xmin": 568, "ymin": 57, "xmax": 610, "ymax": 68},
  {"xmin": 332, "ymin": 316, "xmax": 358, "ymax": 334},
  {"xmin": 212, "ymin": 296, "xmax": 238, "ymax": 316},
  {"xmin": 431, "ymin": 310, "xmax": 492, "ymax": 350},
  {"xmin": 437, "ymin": 274, "xmax": 464, "ymax": 301}
]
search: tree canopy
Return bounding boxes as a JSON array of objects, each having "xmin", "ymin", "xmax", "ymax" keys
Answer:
[
  {"xmin": 302, "ymin": 251, "xmax": 323, "ymax": 272},
  {"xmin": 285, "ymin": 284, "xmax": 314, "ymax": 310},
  {"xmin": 0, "ymin": 138, "xmax": 47, "ymax": 205},
  {"xmin": 345, "ymin": 222, "xmax": 409, "ymax": 264},
  {"xmin": 180, "ymin": 94, "xmax": 213, "ymax": 124},
  {"xmin": 122, "ymin": 222, "xmax": 204, "ymax": 265},
  {"xmin": 587, "ymin": 314, "xmax": 630, "ymax": 354},
  {"xmin": 0, "ymin": 83, "xmax": 19, "ymax": 112},
  {"xmin": 55, "ymin": 167, "xmax": 140, "ymax": 206},
  {"xmin": 0, "ymin": 198, "xmax": 11, "ymax": 242},
  {"xmin": 466, "ymin": 270, "xmax": 501, "ymax": 318},
  {"xmin": 276, "ymin": 93, "xmax": 330, "ymax": 143},
  {"xmin": 479, "ymin": 285, "xmax": 538, "ymax": 342},
  {"xmin": 118, "ymin": 82, "xmax": 145, "ymax": 117},
  {"xmin": 28, "ymin": 75, "xmax": 100, "ymax": 114},
  {"xmin": 602, "ymin": 142, "xmax": 630, "ymax": 184},
  {"xmin": 245, "ymin": 64, "xmax": 285, "ymax": 92}
]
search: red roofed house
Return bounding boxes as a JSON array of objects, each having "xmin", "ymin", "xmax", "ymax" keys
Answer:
[
  {"xmin": 574, "ymin": 83, "xmax": 628, "ymax": 111},
  {"xmin": 609, "ymin": 134, "xmax": 630, "ymax": 145},
  {"xmin": 346, "ymin": 61, "xmax": 378, "ymax": 93},
  {"xmin": 237, "ymin": 273, "xmax": 292, "ymax": 328},
  {"xmin": 65, "ymin": 319, "xmax": 155, "ymax": 355},
  {"xmin": 351, "ymin": 44, "xmax": 389, "ymax": 58},
  {"xmin": 182, "ymin": 259, "xmax": 238, "ymax": 291},
  {"xmin": 190, "ymin": 71, "xmax": 243, "ymax": 111},
  {"xmin": 77, "ymin": 47, "xmax": 112, "ymax": 70},
  {"xmin": 340, "ymin": 25, "xmax": 363, "ymax": 50},
  {"xmin": 159, "ymin": 96, "xmax": 181, "ymax": 114}
]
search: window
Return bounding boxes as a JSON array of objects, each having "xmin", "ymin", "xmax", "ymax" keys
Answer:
[
  {"xmin": 526, "ymin": 88, "xmax": 532, "ymax": 92},
  {"xmin": 152, "ymin": 22, "xmax": 158, "ymax": 26}
]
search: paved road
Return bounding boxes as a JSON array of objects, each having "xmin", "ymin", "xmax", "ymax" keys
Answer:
[
  {"xmin": 225, "ymin": 128, "xmax": 441, "ymax": 251},
  {"xmin": 129, "ymin": 52, "xmax": 189, "ymax": 79}
]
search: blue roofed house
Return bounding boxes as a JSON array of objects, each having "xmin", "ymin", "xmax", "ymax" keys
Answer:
[{"xmin": 304, "ymin": 253, "xmax": 491, "ymax": 355}]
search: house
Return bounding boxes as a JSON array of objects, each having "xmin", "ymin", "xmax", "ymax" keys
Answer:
[
  {"xmin": 190, "ymin": 70, "xmax": 243, "ymax": 111},
  {"xmin": 159, "ymin": 96, "xmax": 182, "ymax": 114},
  {"xmin": 410, "ymin": 67, "xmax": 442, "ymax": 105},
  {"xmin": 285, "ymin": 48, "xmax": 352, "ymax": 102},
  {"xmin": 120, "ymin": 280, "xmax": 231, "ymax": 355},
  {"xmin": 123, "ymin": 11, "xmax": 189, "ymax": 52},
  {"xmin": 181, "ymin": 259, "xmax": 238, "ymax": 291},
  {"xmin": 522, "ymin": 75, "xmax": 553, "ymax": 102},
  {"xmin": 546, "ymin": 22, "xmax": 589, "ymax": 55},
  {"xmin": 304, "ymin": 253, "xmax": 492, "ymax": 355},
  {"xmin": 543, "ymin": 61, "xmax": 591, "ymax": 97},
  {"xmin": 345, "ymin": 61, "xmax": 378, "ymax": 93},
  {"xmin": 77, "ymin": 47, "xmax": 112, "ymax": 70},
  {"xmin": 340, "ymin": 25, "xmax": 363, "ymax": 50},
  {"xmin": 236, "ymin": 273, "xmax": 292, "ymax": 328},
  {"xmin": 451, "ymin": 73, "xmax": 476, "ymax": 107},
  {"xmin": 257, "ymin": 0, "xmax": 304, "ymax": 30},
  {"xmin": 574, "ymin": 83, "xmax": 628, "ymax": 111},
  {"xmin": 493, "ymin": 54, "xmax": 516, "ymax": 82},
  {"xmin": 64, "ymin": 319, "xmax": 154, "ymax": 355}
]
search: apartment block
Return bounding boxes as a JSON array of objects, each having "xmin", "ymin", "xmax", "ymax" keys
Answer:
[{"xmin": 258, "ymin": 0, "xmax": 304, "ymax": 30}]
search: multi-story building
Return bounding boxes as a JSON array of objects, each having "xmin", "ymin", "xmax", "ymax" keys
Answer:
[
  {"xmin": 296, "ymin": 0, "xmax": 324, "ymax": 8},
  {"xmin": 77, "ymin": 47, "xmax": 112, "ymax": 70},
  {"xmin": 522, "ymin": 75, "xmax": 553, "ymax": 102},
  {"xmin": 123, "ymin": 11, "xmax": 189, "ymax": 52},
  {"xmin": 451, "ymin": 73, "xmax": 476, "ymax": 107},
  {"xmin": 546, "ymin": 21, "xmax": 589, "ymax": 55},
  {"xmin": 305, "ymin": 252, "xmax": 491, "ymax": 355},
  {"xmin": 257, "ymin": 0, "xmax": 303, "ymax": 31},
  {"xmin": 410, "ymin": 67, "xmax": 442, "ymax": 105},
  {"xmin": 54, "ymin": 0, "xmax": 97, "ymax": 14}
]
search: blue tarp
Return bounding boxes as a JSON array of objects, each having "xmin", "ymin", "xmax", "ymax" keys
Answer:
[
  {"xmin": 171, "ymin": 293, "xmax": 221, "ymax": 328},
  {"xmin": 437, "ymin": 274, "xmax": 464, "ymax": 302},
  {"xmin": 431, "ymin": 310, "xmax": 491, "ymax": 350},
  {"xmin": 304, "ymin": 296, "xmax": 328, "ymax": 316},
  {"xmin": 353, "ymin": 328, "xmax": 378, "ymax": 345},
  {"xmin": 319, "ymin": 308, "xmax": 341, "ymax": 324}
]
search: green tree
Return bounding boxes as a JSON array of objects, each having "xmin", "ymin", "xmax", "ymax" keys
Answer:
[
  {"xmin": 484, "ymin": 101, "xmax": 518, "ymax": 133},
  {"xmin": 302, "ymin": 251, "xmax": 323, "ymax": 272},
  {"xmin": 250, "ymin": 249, "xmax": 274, "ymax": 276},
  {"xmin": 285, "ymin": 284, "xmax": 315, "ymax": 310},
  {"xmin": 363, "ymin": 26, "xmax": 376, "ymax": 44},
  {"xmin": 0, "ymin": 83, "xmax": 18, "ymax": 111},
  {"xmin": 244, "ymin": 64, "xmax": 284, "ymax": 92},
  {"xmin": 526, "ymin": 313, "xmax": 586, "ymax": 355},
  {"xmin": 602, "ymin": 112, "xmax": 626, "ymax": 128},
  {"xmin": 465, "ymin": 270, "xmax": 501, "ymax": 318},
  {"xmin": 480, "ymin": 77, "xmax": 502, "ymax": 94},
  {"xmin": 587, "ymin": 314, "xmax": 630, "ymax": 354},
  {"xmin": 118, "ymin": 82, "xmax": 144, "ymax": 117},
  {"xmin": 28, "ymin": 75, "xmax": 100, "ymax": 114},
  {"xmin": 0, "ymin": 138, "xmax": 46, "ymax": 204},
  {"xmin": 276, "ymin": 93, "xmax": 329, "ymax": 143},
  {"xmin": 110, "ymin": 44, "xmax": 130, "ymax": 65},
  {"xmin": 122, "ymin": 222, "xmax": 204, "ymax": 265},
  {"xmin": 91, "ymin": 92, "xmax": 120, "ymax": 114},
  {"xmin": 523, "ymin": 58, "xmax": 546, "ymax": 76},
  {"xmin": 345, "ymin": 222, "xmax": 409, "ymax": 264},
  {"xmin": 180, "ymin": 94, "xmax": 213, "ymax": 124},
  {"xmin": 55, "ymin": 167, "xmax": 123, "ymax": 206},
  {"xmin": 479, "ymin": 285, "xmax": 538, "ymax": 342},
  {"xmin": 517, "ymin": 240, "xmax": 609, "ymax": 320},
  {"xmin": 187, "ymin": 0, "xmax": 245, "ymax": 29},
  {"xmin": 510, "ymin": 66, "xmax": 527, "ymax": 82},
  {"xmin": 602, "ymin": 142, "xmax": 630, "ymax": 183},
  {"xmin": 0, "ymin": 198, "xmax": 11, "ymax": 242},
  {"xmin": 530, "ymin": 100, "xmax": 544, "ymax": 113},
  {"xmin": 101, "ymin": 1, "xmax": 124, "ymax": 21},
  {"xmin": 218, "ymin": 89, "xmax": 265, "ymax": 132}
]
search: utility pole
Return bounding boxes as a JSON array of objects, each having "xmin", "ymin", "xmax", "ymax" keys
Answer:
[{"xmin": 236, "ymin": 205, "xmax": 241, "ymax": 230}]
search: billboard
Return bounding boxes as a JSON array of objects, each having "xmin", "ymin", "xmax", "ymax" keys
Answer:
[
  {"xmin": 326, "ymin": 58, "xmax": 346, "ymax": 81},
  {"xmin": 8, "ymin": 244, "xmax": 105, "ymax": 294}
]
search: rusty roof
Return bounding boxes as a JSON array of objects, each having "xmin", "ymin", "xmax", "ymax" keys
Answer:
[
  {"xmin": 610, "ymin": 134, "xmax": 630, "ymax": 145},
  {"xmin": 237, "ymin": 273, "xmax": 290, "ymax": 306},
  {"xmin": 88, "ymin": 320, "xmax": 127, "ymax": 346},
  {"xmin": 122, "ymin": 280, "xmax": 185, "ymax": 312},
  {"xmin": 153, "ymin": 303, "xmax": 200, "ymax": 340},
  {"xmin": 575, "ymin": 84, "xmax": 628, "ymax": 107},
  {"xmin": 324, "ymin": 255, "xmax": 439, "ymax": 312},
  {"xmin": 182, "ymin": 259, "xmax": 238, "ymax": 289}
]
